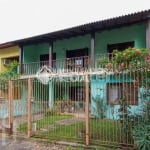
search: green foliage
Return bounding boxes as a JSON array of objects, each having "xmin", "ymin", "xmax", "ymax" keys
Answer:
[
  {"xmin": 132, "ymin": 101, "xmax": 150, "ymax": 150},
  {"xmin": 45, "ymin": 108, "xmax": 58, "ymax": 116},
  {"xmin": 0, "ymin": 60, "xmax": 19, "ymax": 81},
  {"xmin": 33, "ymin": 119, "xmax": 121, "ymax": 145},
  {"xmin": 97, "ymin": 48, "xmax": 148, "ymax": 71},
  {"xmin": 141, "ymin": 87, "xmax": 150, "ymax": 100},
  {"xmin": 118, "ymin": 97, "xmax": 133, "ymax": 143},
  {"xmin": 45, "ymin": 100, "xmax": 75, "ymax": 116},
  {"xmin": 133, "ymin": 123, "xmax": 150, "ymax": 150},
  {"xmin": 66, "ymin": 59, "xmax": 74, "ymax": 67},
  {"xmin": 143, "ymin": 101, "xmax": 150, "ymax": 122},
  {"xmin": 98, "ymin": 56, "xmax": 109, "ymax": 65},
  {"xmin": 112, "ymin": 48, "xmax": 148, "ymax": 64},
  {"xmin": 18, "ymin": 114, "xmax": 73, "ymax": 132},
  {"xmin": 112, "ymin": 48, "xmax": 148, "ymax": 74},
  {"xmin": 54, "ymin": 100, "xmax": 75, "ymax": 113},
  {"xmin": 65, "ymin": 146, "xmax": 84, "ymax": 150},
  {"xmin": 92, "ymin": 96, "xmax": 106, "ymax": 119},
  {"xmin": 55, "ymin": 100, "xmax": 74, "ymax": 106}
]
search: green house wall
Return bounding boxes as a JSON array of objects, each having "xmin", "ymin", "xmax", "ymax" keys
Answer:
[
  {"xmin": 23, "ymin": 43, "xmax": 49, "ymax": 63},
  {"xmin": 23, "ymin": 35, "xmax": 91, "ymax": 64},
  {"xmin": 53, "ymin": 34, "xmax": 91, "ymax": 59},
  {"xmin": 23, "ymin": 22, "xmax": 146, "ymax": 63},
  {"xmin": 90, "ymin": 74, "xmax": 144, "ymax": 119},
  {"xmin": 95, "ymin": 22, "xmax": 146, "ymax": 54}
]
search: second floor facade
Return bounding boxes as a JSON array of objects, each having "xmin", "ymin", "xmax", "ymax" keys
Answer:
[
  {"xmin": 0, "ymin": 9, "xmax": 150, "ymax": 76},
  {"xmin": 20, "ymin": 22, "xmax": 148, "ymax": 76}
]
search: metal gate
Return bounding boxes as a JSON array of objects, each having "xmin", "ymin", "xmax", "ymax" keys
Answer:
[
  {"xmin": 26, "ymin": 68, "xmax": 149, "ymax": 148},
  {"xmin": 0, "ymin": 66, "xmax": 149, "ymax": 149},
  {"xmin": 0, "ymin": 80, "xmax": 9, "ymax": 134},
  {"xmin": 12, "ymin": 79, "xmax": 28, "ymax": 136},
  {"xmin": 30, "ymin": 77, "xmax": 87, "ymax": 144},
  {"xmin": 0, "ymin": 79, "xmax": 28, "ymax": 136}
]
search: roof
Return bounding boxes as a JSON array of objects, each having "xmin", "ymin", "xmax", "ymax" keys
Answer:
[
  {"xmin": 2, "ymin": 9, "xmax": 150, "ymax": 46},
  {"xmin": 0, "ymin": 42, "xmax": 17, "ymax": 49}
]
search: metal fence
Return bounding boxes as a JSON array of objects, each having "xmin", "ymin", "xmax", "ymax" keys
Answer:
[{"xmin": 0, "ymin": 61, "xmax": 150, "ymax": 149}]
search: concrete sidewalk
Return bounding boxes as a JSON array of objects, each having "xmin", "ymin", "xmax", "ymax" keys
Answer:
[{"xmin": 0, "ymin": 138, "xmax": 67, "ymax": 150}]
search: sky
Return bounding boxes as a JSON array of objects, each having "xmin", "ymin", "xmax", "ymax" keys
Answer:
[{"xmin": 0, "ymin": 0, "xmax": 149, "ymax": 44}]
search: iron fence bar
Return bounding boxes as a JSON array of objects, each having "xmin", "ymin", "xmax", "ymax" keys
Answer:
[
  {"xmin": 27, "ymin": 78, "xmax": 32, "ymax": 138},
  {"xmin": 85, "ymin": 73, "xmax": 89, "ymax": 145},
  {"xmin": 8, "ymin": 80, "xmax": 13, "ymax": 135}
]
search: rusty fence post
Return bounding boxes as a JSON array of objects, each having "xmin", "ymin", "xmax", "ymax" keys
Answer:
[
  {"xmin": 8, "ymin": 80, "xmax": 13, "ymax": 135},
  {"xmin": 27, "ymin": 78, "xmax": 32, "ymax": 138},
  {"xmin": 85, "ymin": 73, "xmax": 90, "ymax": 145}
]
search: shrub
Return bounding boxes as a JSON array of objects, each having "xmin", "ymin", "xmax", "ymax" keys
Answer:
[
  {"xmin": 45, "ymin": 108, "xmax": 58, "ymax": 116},
  {"xmin": 54, "ymin": 100, "xmax": 75, "ymax": 113},
  {"xmin": 92, "ymin": 96, "xmax": 106, "ymax": 119},
  {"xmin": 133, "ymin": 123, "xmax": 150, "ymax": 150},
  {"xmin": 118, "ymin": 97, "xmax": 133, "ymax": 144},
  {"xmin": 132, "ymin": 101, "xmax": 150, "ymax": 150}
]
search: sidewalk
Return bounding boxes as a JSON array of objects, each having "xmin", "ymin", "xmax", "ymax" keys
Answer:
[{"xmin": 0, "ymin": 138, "xmax": 67, "ymax": 150}]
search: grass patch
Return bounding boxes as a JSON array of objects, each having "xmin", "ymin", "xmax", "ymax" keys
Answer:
[
  {"xmin": 34, "ymin": 122, "xmax": 84, "ymax": 141},
  {"xmin": 17, "ymin": 114, "xmax": 73, "ymax": 132},
  {"xmin": 32, "ymin": 118, "xmax": 123, "ymax": 145},
  {"xmin": 18, "ymin": 115, "xmax": 125, "ymax": 146},
  {"xmin": 90, "ymin": 119, "xmax": 122, "ymax": 142}
]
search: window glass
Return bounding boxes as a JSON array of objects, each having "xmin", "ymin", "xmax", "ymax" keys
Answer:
[{"xmin": 107, "ymin": 82, "xmax": 138, "ymax": 105}]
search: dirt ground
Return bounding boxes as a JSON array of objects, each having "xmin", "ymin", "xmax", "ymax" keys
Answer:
[
  {"xmin": 0, "ymin": 136, "xmax": 118, "ymax": 150},
  {"xmin": 0, "ymin": 138, "xmax": 78, "ymax": 150},
  {"xmin": 0, "ymin": 139, "xmax": 68, "ymax": 150},
  {"xmin": 0, "ymin": 137, "xmax": 104, "ymax": 150}
]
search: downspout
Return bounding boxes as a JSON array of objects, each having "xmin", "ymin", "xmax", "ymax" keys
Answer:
[
  {"xmin": 91, "ymin": 32, "xmax": 95, "ymax": 69},
  {"xmin": 49, "ymin": 42, "xmax": 53, "ymax": 68},
  {"xmin": 19, "ymin": 45, "xmax": 23, "ymax": 74},
  {"xmin": 48, "ymin": 42, "xmax": 54, "ymax": 109},
  {"xmin": 146, "ymin": 17, "xmax": 150, "ymax": 51}
]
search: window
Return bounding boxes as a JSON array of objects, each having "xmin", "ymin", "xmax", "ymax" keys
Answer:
[
  {"xmin": 66, "ymin": 48, "xmax": 88, "ymax": 70},
  {"xmin": 107, "ymin": 41, "xmax": 134, "ymax": 53},
  {"xmin": 40, "ymin": 53, "xmax": 56, "ymax": 68},
  {"xmin": 70, "ymin": 86, "xmax": 85, "ymax": 101},
  {"xmin": 2, "ymin": 56, "xmax": 19, "ymax": 66},
  {"xmin": 107, "ymin": 82, "xmax": 138, "ymax": 105},
  {"xmin": 66, "ymin": 48, "xmax": 88, "ymax": 58}
]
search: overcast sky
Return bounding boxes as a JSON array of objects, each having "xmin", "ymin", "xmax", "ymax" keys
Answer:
[{"xmin": 0, "ymin": 0, "xmax": 149, "ymax": 43}]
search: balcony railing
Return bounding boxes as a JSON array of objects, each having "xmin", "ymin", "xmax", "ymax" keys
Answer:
[
  {"xmin": 19, "ymin": 52, "xmax": 148, "ymax": 76},
  {"xmin": 20, "ymin": 56, "xmax": 90, "ymax": 76}
]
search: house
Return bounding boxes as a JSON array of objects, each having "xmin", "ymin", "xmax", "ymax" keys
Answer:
[
  {"xmin": 0, "ymin": 43, "xmax": 20, "ymax": 72},
  {"xmin": 0, "ymin": 9, "xmax": 150, "ymax": 119},
  {"xmin": 0, "ymin": 43, "xmax": 20, "ymax": 118}
]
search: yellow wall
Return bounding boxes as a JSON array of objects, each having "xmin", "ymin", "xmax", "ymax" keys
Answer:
[{"xmin": 0, "ymin": 45, "xmax": 19, "ymax": 71}]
